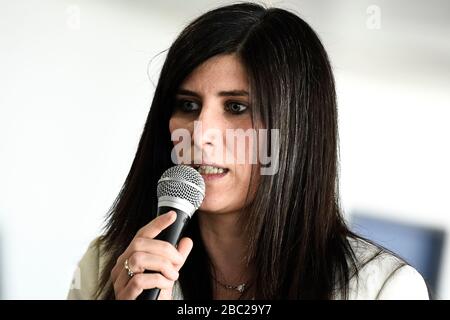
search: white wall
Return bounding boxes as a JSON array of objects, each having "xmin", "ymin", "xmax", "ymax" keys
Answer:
[
  {"xmin": 1, "ymin": 0, "xmax": 449, "ymax": 299},
  {"xmin": 0, "ymin": 0, "xmax": 178, "ymax": 299}
]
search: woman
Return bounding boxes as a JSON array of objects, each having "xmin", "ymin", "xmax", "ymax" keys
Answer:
[{"xmin": 67, "ymin": 3, "xmax": 429, "ymax": 300}]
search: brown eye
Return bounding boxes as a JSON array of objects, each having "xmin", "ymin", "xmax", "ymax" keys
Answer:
[
  {"xmin": 176, "ymin": 100, "xmax": 200, "ymax": 112},
  {"xmin": 226, "ymin": 102, "xmax": 248, "ymax": 114}
]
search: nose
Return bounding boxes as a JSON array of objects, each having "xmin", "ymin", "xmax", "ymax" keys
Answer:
[{"xmin": 192, "ymin": 101, "xmax": 225, "ymax": 156}]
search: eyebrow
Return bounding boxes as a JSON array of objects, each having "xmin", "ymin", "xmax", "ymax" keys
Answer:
[{"xmin": 176, "ymin": 89, "xmax": 249, "ymax": 97}]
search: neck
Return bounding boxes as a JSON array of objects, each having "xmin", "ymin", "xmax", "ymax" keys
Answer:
[{"xmin": 197, "ymin": 210, "xmax": 251, "ymax": 285}]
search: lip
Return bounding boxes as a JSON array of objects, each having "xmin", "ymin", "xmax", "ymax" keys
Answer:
[
  {"xmin": 188, "ymin": 162, "xmax": 230, "ymax": 181},
  {"xmin": 189, "ymin": 162, "xmax": 228, "ymax": 170},
  {"xmin": 200, "ymin": 171, "xmax": 228, "ymax": 181}
]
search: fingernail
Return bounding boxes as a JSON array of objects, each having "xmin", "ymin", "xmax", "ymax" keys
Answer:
[{"xmin": 167, "ymin": 211, "xmax": 176, "ymax": 219}]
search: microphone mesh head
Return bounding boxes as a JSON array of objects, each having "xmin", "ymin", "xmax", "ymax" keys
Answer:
[{"xmin": 157, "ymin": 165, "xmax": 205, "ymax": 210}]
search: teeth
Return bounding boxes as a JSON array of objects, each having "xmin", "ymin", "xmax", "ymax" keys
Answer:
[{"xmin": 197, "ymin": 165, "xmax": 226, "ymax": 175}]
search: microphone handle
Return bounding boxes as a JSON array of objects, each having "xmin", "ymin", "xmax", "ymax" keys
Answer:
[{"xmin": 136, "ymin": 206, "xmax": 190, "ymax": 300}]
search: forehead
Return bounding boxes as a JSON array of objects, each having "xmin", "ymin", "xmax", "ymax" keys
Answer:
[{"xmin": 180, "ymin": 54, "xmax": 249, "ymax": 92}]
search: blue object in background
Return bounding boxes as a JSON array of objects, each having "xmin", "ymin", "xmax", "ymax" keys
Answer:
[{"xmin": 351, "ymin": 212, "xmax": 446, "ymax": 298}]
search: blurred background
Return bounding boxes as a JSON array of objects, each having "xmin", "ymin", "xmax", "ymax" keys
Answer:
[{"xmin": 0, "ymin": 0, "xmax": 449, "ymax": 299}]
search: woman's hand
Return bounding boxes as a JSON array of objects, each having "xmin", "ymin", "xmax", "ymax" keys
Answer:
[{"xmin": 110, "ymin": 211, "xmax": 193, "ymax": 300}]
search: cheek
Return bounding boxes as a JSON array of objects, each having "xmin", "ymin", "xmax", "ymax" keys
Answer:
[
  {"xmin": 169, "ymin": 117, "xmax": 195, "ymax": 164},
  {"xmin": 169, "ymin": 117, "xmax": 193, "ymax": 141},
  {"xmin": 233, "ymin": 163, "xmax": 255, "ymax": 193},
  {"xmin": 229, "ymin": 134, "xmax": 257, "ymax": 166},
  {"xmin": 227, "ymin": 164, "xmax": 258, "ymax": 210},
  {"xmin": 168, "ymin": 117, "xmax": 179, "ymax": 135}
]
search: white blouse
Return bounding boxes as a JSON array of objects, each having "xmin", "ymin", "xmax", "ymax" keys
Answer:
[{"xmin": 67, "ymin": 237, "xmax": 429, "ymax": 300}]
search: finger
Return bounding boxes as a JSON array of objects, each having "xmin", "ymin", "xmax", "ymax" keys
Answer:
[
  {"xmin": 135, "ymin": 211, "xmax": 177, "ymax": 240},
  {"xmin": 157, "ymin": 287, "xmax": 174, "ymax": 300},
  {"xmin": 175, "ymin": 237, "xmax": 193, "ymax": 271},
  {"xmin": 113, "ymin": 211, "xmax": 179, "ymax": 276},
  {"xmin": 111, "ymin": 252, "xmax": 136, "ymax": 282},
  {"xmin": 110, "ymin": 256, "xmax": 125, "ymax": 283},
  {"xmin": 128, "ymin": 252, "xmax": 179, "ymax": 281},
  {"xmin": 129, "ymin": 238, "xmax": 184, "ymax": 266},
  {"xmin": 122, "ymin": 273, "xmax": 174, "ymax": 300},
  {"xmin": 114, "ymin": 264, "xmax": 134, "ymax": 296}
]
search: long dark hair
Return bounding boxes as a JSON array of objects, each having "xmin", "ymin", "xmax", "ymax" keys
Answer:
[{"xmin": 96, "ymin": 2, "xmax": 381, "ymax": 299}]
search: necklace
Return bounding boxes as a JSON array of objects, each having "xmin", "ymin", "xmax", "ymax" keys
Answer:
[{"xmin": 213, "ymin": 276, "xmax": 249, "ymax": 293}]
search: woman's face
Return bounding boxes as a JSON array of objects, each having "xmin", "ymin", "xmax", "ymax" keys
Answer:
[{"xmin": 169, "ymin": 53, "xmax": 257, "ymax": 214}]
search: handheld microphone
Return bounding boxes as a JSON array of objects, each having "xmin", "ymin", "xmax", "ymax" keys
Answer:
[{"xmin": 137, "ymin": 165, "xmax": 205, "ymax": 300}]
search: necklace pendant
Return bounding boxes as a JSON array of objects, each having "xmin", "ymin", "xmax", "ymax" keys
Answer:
[{"xmin": 236, "ymin": 284, "xmax": 246, "ymax": 293}]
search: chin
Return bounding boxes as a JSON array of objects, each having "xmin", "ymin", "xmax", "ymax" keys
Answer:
[
  {"xmin": 198, "ymin": 201, "xmax": 224, "ymax": 213},
  {"xmin": 198, "ymin": 197, "xmax": 235, "ymax": 215}
]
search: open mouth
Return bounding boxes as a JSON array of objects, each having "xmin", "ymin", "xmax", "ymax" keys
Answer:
[{"xmin": 192, "ymin": 164, "xmax": 229, "ymax": 175}]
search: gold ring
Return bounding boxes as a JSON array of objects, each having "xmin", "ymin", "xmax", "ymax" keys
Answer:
[{"xmin": 124, "ymin": 258, "xmax": 134, "ymax": 278}]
